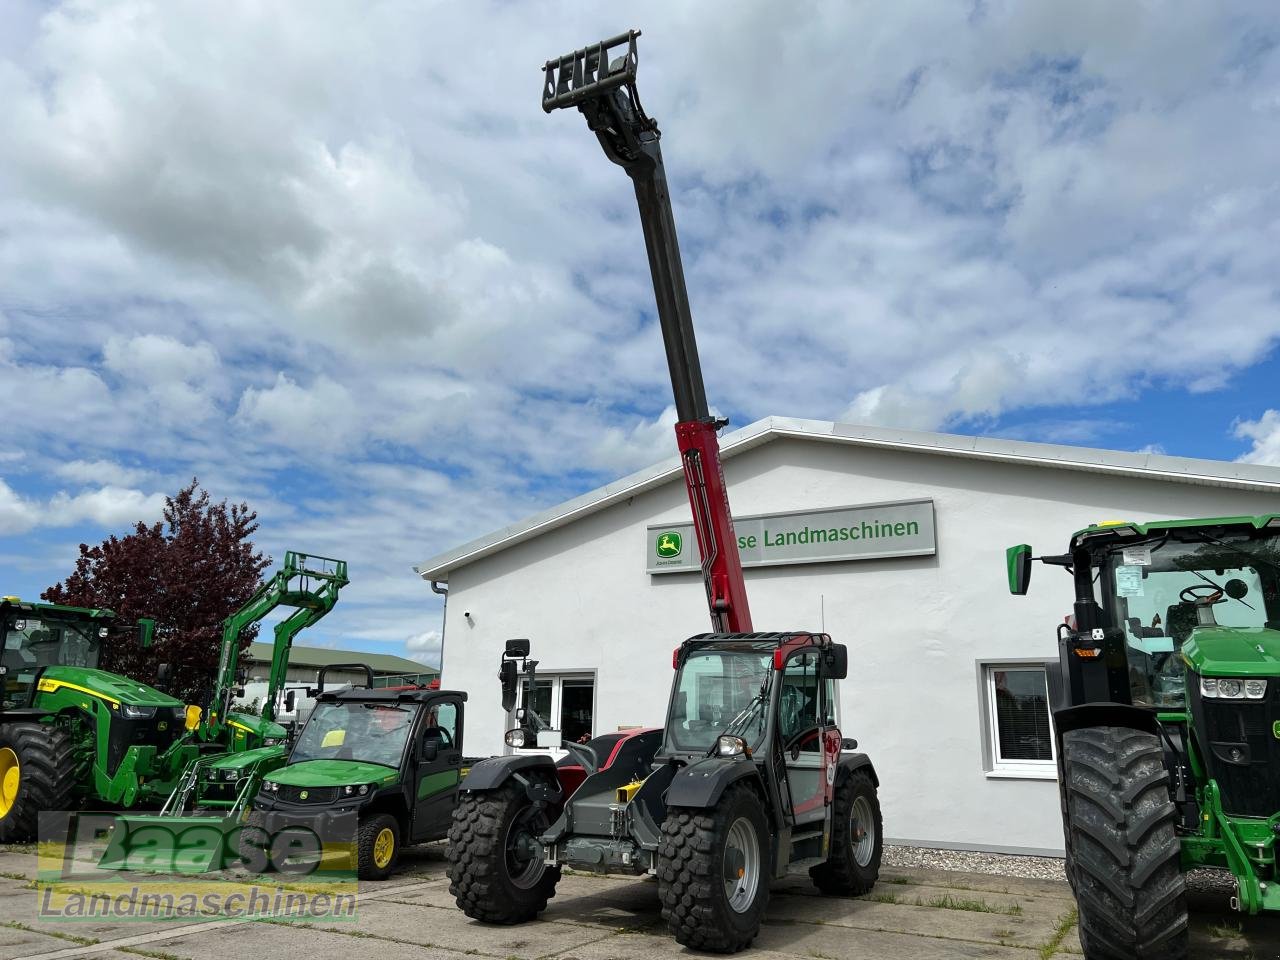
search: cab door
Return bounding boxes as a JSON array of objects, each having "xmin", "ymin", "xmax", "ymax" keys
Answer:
[
  {"xmin": 777, "ymin": 650, "xmax": 836, "ymax": 825},
  {"xmin": 411, "ymin": 697, "xmax": 463, "ymax": 842}
]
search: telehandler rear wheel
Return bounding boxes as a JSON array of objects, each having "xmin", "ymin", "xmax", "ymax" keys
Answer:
[
  {"xmin": 0, "ymin": 722, "xmax": 79, "ymax": 843},
  {"xmin": 1061, "ymin": 726, "xmax": 1187, "ymax": 960},
  {"xmin": 447, "ymin": 775, "xmax": 561, "ymax": 923},
  {"xmin": 811, "ymin": 769, "xmax": 882, "ymax": 895},
  {"xmin": 658, "ymin": 782, "xmax": 771, "ymax": 953}
]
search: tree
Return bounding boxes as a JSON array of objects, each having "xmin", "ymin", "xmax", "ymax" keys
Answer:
[{"xmin": 43, "ymin": 479, "xmax": 271, "ymax": 702}]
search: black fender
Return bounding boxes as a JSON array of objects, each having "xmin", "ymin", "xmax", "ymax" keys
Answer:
[
  {"xmin": 460, "ymin": 753, "xmax": 557, "ymax": 792},
  {"xmin": 664, "ymin": 756, "xmax": 763, "ymax": 809},
  {"xmin": 1053, "ymin": 702, "xmax": 1157, "ymax": 744},
  {"xmin": 837, "ymin": 752, "xmax": 878, "ymax": 787},
  {"xmin": 0, "ymin": 708, "xmax": 52, "ymax": 724}
]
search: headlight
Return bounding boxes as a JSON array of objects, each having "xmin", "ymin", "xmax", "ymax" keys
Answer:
[
  {"xmin": 1246, "ymin": 679, "xmax": 1268, "ymax": 700},
  {"xmin": 224, "ymin": 769, "xmax": 240, "ymax": 781},
  {"xmin": 1202, "ymin": 677, "xmax": 1260, "ymax": 699},
  {"xmin": 505, "ymin": 729, "xmax": 526, "ymax": 748},
  {"xmin": 263, "ymin": 781, "xmax": 278, "ymax": 793},
  {"xmin": 263, "ymin": 737, "xmax": 285, "ymax": 746},
  {"xmin": 715, "ymin": 735, "xmax": 751, "ymax": 757},
  {"xmin": 98, "ymin": 626, "xmax": 109, "ymax": 638},
  {"xmin": 122, "ymin": 704, "xmax": 157, "ymax": 719},
  {"xmin": 1218, "ymin": 679, "xmax": 1244, "ymax": 699}
]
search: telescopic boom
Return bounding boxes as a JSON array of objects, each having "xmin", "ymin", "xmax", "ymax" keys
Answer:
[{"xmin": 543, "ymin": 31, "xmax": 751, "ymax": 633}]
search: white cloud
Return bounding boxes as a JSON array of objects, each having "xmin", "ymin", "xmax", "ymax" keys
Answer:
[
  {"xmin": 53, "ymin": 459, "xmax": 151, "ymax": 487},
  {"xmin": 1235, "ymin": 410, "xmax": 1280, "ymax": 466},
  {"xmin": 45, "ymin": 486, "xmax": 166, "ymax": 528},
  {"xmin": 405, "ymin": 629, "xmax": 443, "ymax": 668},
  {"xmin": 0, "ymin": 479, "xmax": 39, "ymax": 535}
]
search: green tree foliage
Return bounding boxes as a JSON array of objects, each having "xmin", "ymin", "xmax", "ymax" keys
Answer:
[{"xmin": 42, "ymin": 479, "xmax": 271, "ymax": 702}]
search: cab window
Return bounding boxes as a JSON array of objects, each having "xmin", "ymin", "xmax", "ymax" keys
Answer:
[{"xmin": 779, "ymin": 653, "xmax": 822, "ymax": 752}]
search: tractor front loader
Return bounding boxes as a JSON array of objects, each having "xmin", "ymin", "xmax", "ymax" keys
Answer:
[
  {"xmin": 1009, "ymin": 515, "xmax": 1280, "ymax": 959},
  {"xmin": 447, "ymin": 32, "xmax": 883, "ymax": 953}
]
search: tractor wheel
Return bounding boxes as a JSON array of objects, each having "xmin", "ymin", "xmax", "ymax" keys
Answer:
[
  {"xmin": 447, "ymin": 775, "xmax": 561, "ymax": 923},
  {"xmin": 658, "ymin": 781, "xmax": 771, "ymax": 953},
  {"xmin": 1062, "ymin": 726, "xmax": 1188, "ymax": 960},
  {"xmin": 0, "ymin": 722, "xmax": 80, "ymax": 843},
  {"xmin": 356, "ymin": 812, "xmax": 401, "ymax": 880},
  {"xmin": 810, "ymin": 769, "xmax": 882, "ymax": 895}
]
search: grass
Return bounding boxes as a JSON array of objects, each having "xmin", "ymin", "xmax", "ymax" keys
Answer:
[
  {"xmin": 917, "ymin": 893, "xmax": 1023, "ymax": 916},
  {"xmin": 123, "ymin": 950, "xmax": 186, "ymax": 960},
  {"xmin": 0, "ymin": 870, "xmax": 30, "ymax": 881},
  {"xmin": 1208, "ymin": 920, "xmax": 1246, "ymax": 940},
  {"xmin": 1, "ymin": 919, "xmax": 99, "ymax": 946},
  {"xmin": 1037, "ymin": 907, "xmax": 1078, "ymax": 959},
  {"xmin": 868, "ymin": 892, "xmax": 901, "ymax": 904}
]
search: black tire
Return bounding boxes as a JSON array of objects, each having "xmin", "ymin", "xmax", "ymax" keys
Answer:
[
  {"xmin": 1061, "ymin": 727, "xmax": 1188, "ymax": 960},
  {"xmin": 357, "ymin": 812, "xmax": 401, "ymax": 880},
  {"xmin": 658, "ymin": 781, "xmax": 771, "ymax": 953},
  {"xmin": 810, "ymin": 769, "xmax": 882, "ymax": 895},
  {"xmin": 447, "ymin": 776, "xmax": 561, "ymax": 923},
  {"xmin": 0, "ymin": 722, "xmax": 80, "ymax": 843},
  {"xmin": 236, "ymin": 809, "xmax": 274, "ymax": 874}
]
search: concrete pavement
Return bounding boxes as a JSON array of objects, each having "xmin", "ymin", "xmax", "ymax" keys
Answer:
[{"xmin": 0, "ymin": 842, "xmax": 1275, "ymax": 960}]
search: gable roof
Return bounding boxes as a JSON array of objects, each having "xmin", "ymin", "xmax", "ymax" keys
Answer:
[
  {"xmin": 244, "ymin": 641, "xmax": 437, "ymax": 676},
  {"xmin": 414, "ymin": 415, "xmax": 1280, "ymax": 582}
]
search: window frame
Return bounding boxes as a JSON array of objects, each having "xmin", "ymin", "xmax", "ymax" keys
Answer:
[
  {"xmin": 509, "ymin": 670, "xmax": 597, "ymax": 756},
  {"xmin": 978, "ymin": 660, "xmax": 1057, "ymax": 781}
]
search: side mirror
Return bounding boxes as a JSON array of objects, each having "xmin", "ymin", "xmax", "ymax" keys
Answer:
[
  {"xmin": 233, "ymin": 686, "xmax": 245, "ymax": 699},
  {"xmin": 137, "ymin": 618, "xmax": 156, "ymax": 649},
  {"xmin": 499, "ymin": 660, "xmax": 518, "ymax": 714},
  {"xmin": 155, "ymin": 663, "xmax": 173, "ymax": 686},
  {"xmin": 1007, "ymin": 544, "xmax": 1033, "ymax": 596},
  {"xmin": 826, "ymin": 644, "xmax": 848, "ymax": 680},
  {"xmin": 284, "ymin": 690, "xmax": 297, "ymax": 713},
  {"xmin": 421, "ymin": 740, "xmax": 439, "ymax": 762},
  {"xmin": 505, "ymin": 638, "xmax": 531, "ymax": 658},
  {"xmin": 841, "ymin": 738, "xmax": 858, "ymax": 751}
]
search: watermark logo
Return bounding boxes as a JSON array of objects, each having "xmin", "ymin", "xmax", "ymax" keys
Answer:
[
  {"xmin": 36, "ymin": 810, "xmax": 358, "ymax": 923},
  {"xmin": 655, "ymin": 531, "xmax": 682, "ymax": 559}
]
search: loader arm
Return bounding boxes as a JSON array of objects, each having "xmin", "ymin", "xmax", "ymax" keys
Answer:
[
  {"xmin": 543, "ymin": 31, "xmax": 751, "ymax": 632},
  {"xmin": 206, "ymin": 551, "xmax": 349, "ymax": 738}
]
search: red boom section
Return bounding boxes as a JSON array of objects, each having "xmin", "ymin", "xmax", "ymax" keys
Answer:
[{"xmin": 676, "ymin": 419, "xmax": 752, "ymax": 633}]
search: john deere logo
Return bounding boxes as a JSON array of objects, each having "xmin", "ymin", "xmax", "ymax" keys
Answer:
[
  {"xmin": 1273, "ymin": 721, "xmax": 1280, "ymax": 740},
  {"xmin": 299, "ymin": 790, "xmax": 309, "ymax": 800},
  {"xmin": 656, "ymin": 531, "xmax": 683, "ymax": 559}
]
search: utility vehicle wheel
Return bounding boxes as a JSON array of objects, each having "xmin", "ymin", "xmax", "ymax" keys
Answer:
[
  {"xmin": 357, "ymin": 813, "xmax": 401, "ymax": 880},
  {"xmin": 1062, "ymin": 727, "xmax": 1187, "ymax": 960},
  {"xmin": 0, "ymin": 722, "xmax": 79, "ymax": 843},
  {"xmin": 658, "ymin": 782, "xmax": 771, "ymax": 953},
  {"xmin": 810, "ymin": 769, "xmax": 882, "ymax": 895},
  {"xmin": 236, "ymin": 809, "xmax": 274, "ymax": 873},
  {"xmin": 447, "ymin": 775, "xmax": 561, "ymax": 923}
]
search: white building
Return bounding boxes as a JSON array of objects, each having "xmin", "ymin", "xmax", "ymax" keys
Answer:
[{"xmin": 416, "ymin": 417, "xmax": 1280, "ymax": 855}]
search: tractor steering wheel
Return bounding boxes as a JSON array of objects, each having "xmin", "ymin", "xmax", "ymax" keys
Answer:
[{"xmin": 1179, "ymin": 584, "xmax": 1224, "ymax": 605}]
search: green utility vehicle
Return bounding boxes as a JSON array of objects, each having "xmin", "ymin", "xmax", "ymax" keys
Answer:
[
  {"xmin": 1008, "ymin": 515, "xmax": 1280, "ymax": 959},
  {"xmin": 0, "ymin": 597, "xmax": 180, "ymax": 840},
  {"xmin": 246, "ymin": 677, "xmax": 475, "ymax": 879}
]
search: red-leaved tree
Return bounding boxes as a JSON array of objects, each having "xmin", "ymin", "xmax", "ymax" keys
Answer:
[{"xmin": 42, "ymin": 479, "xmax": 272, "ymax": 702}]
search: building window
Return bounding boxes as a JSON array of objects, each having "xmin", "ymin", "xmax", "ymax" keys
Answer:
[
  {"xmin": 982, "ymin": 664, "xmax": 1055, "ymax": 778},
  {"xmin": 517, "ymin": 674, "xmax": 595, "ymax": 748}
]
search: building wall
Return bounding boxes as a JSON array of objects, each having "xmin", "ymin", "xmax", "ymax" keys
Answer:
[{"xmin": 438, "ymin": 438, "xmax": 1276, "ymax": 854}]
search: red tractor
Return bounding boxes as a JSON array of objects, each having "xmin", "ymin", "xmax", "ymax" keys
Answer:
[{"xmin": 446, "ymin": 32, "xmax": 883, "ymax": 952}]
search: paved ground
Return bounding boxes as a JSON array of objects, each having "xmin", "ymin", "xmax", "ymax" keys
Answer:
[{"xmin": 1, "ymin": 842, "xmax": 1277, "ymax": 960}]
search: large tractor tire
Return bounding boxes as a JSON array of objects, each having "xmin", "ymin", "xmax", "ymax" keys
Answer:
[
  {"xmin": 1061, "ymin": 726, "xmax": 1188, "ymax": 960},
  {"xmin": 811, "ymin": 768, "xmax": 882, "ymax": 895},
  {"xmin": 658, "ymin": 781, "xmax": 771, "ymax": 953},
  {"xmin": 447, "ymin": 775, "xmax": 561, "ymax": 923},
  {"xmin": 0, "ymin": 722, "xmax": 80, "ymax": 843}
]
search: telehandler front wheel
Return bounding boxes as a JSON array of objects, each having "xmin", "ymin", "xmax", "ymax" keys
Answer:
[
  {"xmin": 447, "ymin": 775, "xmax": 561, "ymax": 923},
  {"xmin": 811, "ymin": 769, "xmax": 882, "ymax": 895},
  {"xmin": 1061, "ymin": 726, "xmax": 1188, "ymax": 960},
  {"xmin": 658, "ymin": 781, "xmax": 771, "ymax": 953},
  {"xmin": 0, "ymin": 722, "xmax": 80, "ymax": 843}
]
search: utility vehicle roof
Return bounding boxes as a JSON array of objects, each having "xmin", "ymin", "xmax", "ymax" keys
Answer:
[
  {"xmin": 1071, "ymin": 515, "xmax": 1280, "ymax": 550},
  {"xmin": 315, "ymin": 688, "xmax": 467, "ymax": 705},
  {"xmin": 0, "ymin": 597, "xmax": 117, "ymax": 619}
]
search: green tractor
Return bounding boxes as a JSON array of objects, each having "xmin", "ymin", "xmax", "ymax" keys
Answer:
[
  {"xmin": 243, "ymin": 674, "xmax": 476, "ymax": 879},
  {"xmin": 1008, "ymin": 515, "xmax": 1280, "ymax": 959},
  {"xmin": 0, "ymin": 598, "xmax": 183, "ymax": 840}
]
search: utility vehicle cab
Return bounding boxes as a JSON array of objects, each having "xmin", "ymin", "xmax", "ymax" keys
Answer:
[{"xmin": 248, "ymin": 685, "xmax": 476, "ymax": 879}]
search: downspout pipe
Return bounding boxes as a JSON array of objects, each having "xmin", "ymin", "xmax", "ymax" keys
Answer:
[{"xmin": 430, "ymin": 580, "xmax": 448, "ymax": 683}]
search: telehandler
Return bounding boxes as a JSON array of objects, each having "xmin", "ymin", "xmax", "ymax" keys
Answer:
[
  {"xmin": 1009, "ymin": 515, "xmax": 1280, "ymax": 959},
  {"xmin": 447, "ymin": 31, "xmax": 882, "ymax": 953}
]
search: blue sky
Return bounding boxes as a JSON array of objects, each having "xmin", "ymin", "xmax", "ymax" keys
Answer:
[{"xmin": 1, "ymin": 1, "xmax": 1278, "ymax": 667}]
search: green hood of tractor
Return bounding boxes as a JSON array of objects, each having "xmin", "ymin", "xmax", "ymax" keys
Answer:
[
  {"xmin": 1183, "ymin": 626, "xmax": 1280, "ymax": 677},
  {"xmin": 226, "ymin": 711, "xmax": 287, "ymax": 741},
  {"xmin": 38, "ymin": 666, "xmax": 182, "ymax": 708},
  {"xmin": 205, "ymin": 745, "xmax": 286, "ymax": 772},
  {"xmin": 267, "ymin": 759, "xmax": 399, "ymax": 788}
]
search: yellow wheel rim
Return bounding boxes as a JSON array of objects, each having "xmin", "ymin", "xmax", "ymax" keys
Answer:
[
  {"xmin": 372, "ymin": 827, "xmax": 395, "ymax": 869},
  {"xmin": 0, "ymin": 748, "xmax": 19, "ymax": 820}
]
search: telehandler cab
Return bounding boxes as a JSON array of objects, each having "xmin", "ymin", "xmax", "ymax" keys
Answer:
[
  {"xmin": 1009, "ymin": 515, "xmax": 1280, "ymax": 959},
  {"xmin": 447, "ymin": 32, "xmax": 882, "ymax": 953}
]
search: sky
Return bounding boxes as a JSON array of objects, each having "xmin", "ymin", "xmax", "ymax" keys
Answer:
[{"xmin": 1, "ymin": 1, "xmax": 1278, "ymax": 669}]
